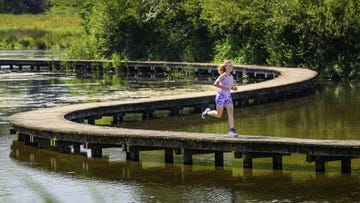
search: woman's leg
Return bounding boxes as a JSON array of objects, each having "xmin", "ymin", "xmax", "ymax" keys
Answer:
[
  {"xmin": 207, "ymin": 106, "xmax": 224, "ymax": 118},
  {"xmin": 225, "ymin": 104, "xmax": 234, "ymax": 129},
  {"xmin": 206, "ymin": 93, "xmax": 225, "ymax": 118}
]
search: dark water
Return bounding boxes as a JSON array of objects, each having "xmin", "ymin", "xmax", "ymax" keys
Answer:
[
  {"xmin": 120, "ymin": 81, "xmax": 360, "ymax": 140},
  {"xmin": 1, "ymin": 62, "xmax": 360, "ymax": 202}
]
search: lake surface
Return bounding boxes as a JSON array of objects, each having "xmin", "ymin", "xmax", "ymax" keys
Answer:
[
  {"xmin": 0, "ymin": 50, "xmax": 64, "ymax": 59},
  {"xmin": 1, "ymin": 56, "xmax": 359, "ymax": 202},
  {"xmin": 120, "ymin": 81, "xmax": 359, "ymax": 140}
]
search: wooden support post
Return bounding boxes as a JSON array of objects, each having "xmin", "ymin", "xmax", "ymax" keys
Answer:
[
  {"xmin": 142, "ymin": 110, "xmax": 154, "ymax": 120},
  {"xmin": 23, "ymin": 135, "xmax": 41, "ymax": 147},
  {"xmin": 243, "ymin": 155, "xmax": 253, "ymax": 168},
  {"xmin": 9, "ymin": 128, "xmax": 17, "ymax": 134},
  {"xmin": 174, "ymin": 148, "xmax": 182, "ymax": 155},
  {"xmin": 307, "ymin": 155, "xmax": 326, "ymax": 173},
  {"xmin": 165, "ymin": 148, "xmax": 174, "ymax": 164},
  {"xmin": 87, "ymin": 118, "xmax": 95, "ymax": 125},
  {"xmin": 50, "ymin": 138, "xmax": 57, "ymax": 147},
  {"xmin": 126, "ymin": 149, "xmax": 139, "ymax": 161},
  {"xmin": 32, "ymin": 137, "xmax": 51, "ymax": 149},
  {"xmin": 215, "ymin": 152, "xmax": 224, "ymax": 167},
  {"xmin": 315, "ymin": 159, "xmax": 326, "ymax": 173},
  {"xmin": 183, "ymin": 149, "xmax": 193, "ymax": 165},
  {"xmin": 183, "ymin": 149, "xmax": 226, "ymax": 166},
  {"xmin": 125, "ymin": 145, "xmax": 168, "ymax": 162},
  {"xmin": 234, "ymin": 151, "xmax": 242, "ymax": 158},
  {"xmin": 17, "ymin": 133, "xmax": 30, "ymax": 144},
  {"xmin": 73, "ymin": 144, "xmax": 81, "ymax": 154},
  {"xmin": 341, "ymin": 158, "xmax": 351, "ymax": 174},
  {"xmin": 150, "ymin": 66, "xmax": 156, "ymax": 74},
  {"xmin": 124, "ymin": 145, "xmax": 159, "ymax": 162},
  {"xmin": 170, "ymin": 107, "xmax": 179, "ymax": 116},
  {"xmin": 194, "ymin": 67, "xmax": 199, "ymax": 73},
  {"xmin": 307, "ymin": 155, "xmax": 353, "ymax": 173},
  {"xmin": 243, "ymin": 152, "xmax": 290, "ymax": 170},
  {"xmin": 272, "ymin": 154, "xmax": 283, "ymax": 170},
  {"xmin": 91, "ymin": 146, "xmax": 103, "ymax": 157},
  {"xmin": 112, "ymin": 113, "xmax": 123, "ymax": 125}
]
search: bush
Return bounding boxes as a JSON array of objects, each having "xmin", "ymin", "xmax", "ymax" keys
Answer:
[{"xmin": 33, "ymin": 38, "xmax": 47, "ymax": 49}]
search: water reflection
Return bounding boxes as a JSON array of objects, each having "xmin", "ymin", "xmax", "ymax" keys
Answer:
[
  {"xmin": 1, "ymin": 66, "xmax": 360, "ymax": 202},
  {"xmin": 10, "ymin": 140, "xmax": 360, "ymax": 202},
  {"xmin": 0, "ymin": 71, "xmax": 212, "ymax": 124},
  {"xmin": 119, "ymin": 80, "xmax": 360, "ymax": 140}
]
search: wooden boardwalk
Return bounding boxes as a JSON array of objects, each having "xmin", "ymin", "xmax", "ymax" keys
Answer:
[
  {"xmin": 0, "ymin": 58, "xmax": 278, "ymax": 79},
  {"xmin": 9, "ymin": 61, "xmax": 359, "ymax": 173}
]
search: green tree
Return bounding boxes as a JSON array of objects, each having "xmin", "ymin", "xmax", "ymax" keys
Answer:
[
  {"xmin": 201, "ymin": 0, "xmax": 269, "ymax": 64},
  {"xmin": 69, "ymin": 0, "xmax": 213, "ymax": 62},
  {"xmin": 264, "ymin": 0, "xmax": 360, "ymax": 79},
  {"xmin": 67, "ymin": 0, "xmax": 359, "ymax": 79}
]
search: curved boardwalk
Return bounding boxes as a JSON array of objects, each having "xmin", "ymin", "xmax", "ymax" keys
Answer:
[{"xmin": 9, "ymin": 62, "xmax": 360, "ymax": 173}]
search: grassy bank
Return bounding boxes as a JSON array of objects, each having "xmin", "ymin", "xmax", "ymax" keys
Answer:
[{"xmin": 0, "ymin": 14, "xmax": 83, "ymax": 50}]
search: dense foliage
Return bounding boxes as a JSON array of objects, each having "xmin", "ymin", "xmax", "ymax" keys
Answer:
[
  {"xmin": 67, "ymin": 0, "xmax": 213, "ymax": 62},
  {"xmin": 1, "ymin": 0, "xmax": 359, "ymax": 79},
  {"xmin": 65, "ymin": 0, "xmax": 359, "ymax": 79}
]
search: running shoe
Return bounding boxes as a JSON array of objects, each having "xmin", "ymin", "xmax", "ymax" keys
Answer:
[
  {"xmin": 228, "ymin": 128, "xmax": 238, "ymax": 137},
  {"xmin": 201, "ymin": 108, "xmax": 211, "ymax": 119}
]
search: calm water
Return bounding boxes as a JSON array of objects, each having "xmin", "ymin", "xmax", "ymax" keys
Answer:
[
  {"xmin": 1, "ymin": 61, "xmax": 360, "ymax": 202},
  {"xmin": 121, "ymin": 81, "xmax": 360, "ymax": 140},
  {"xmin": 0, "ymin": 50, "xmax": 64, "ymax": 59}
]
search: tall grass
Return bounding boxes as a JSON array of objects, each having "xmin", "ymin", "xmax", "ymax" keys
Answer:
[{"xmin": 0, "ymin": 14, "xmax": 84, "ymax": 50}]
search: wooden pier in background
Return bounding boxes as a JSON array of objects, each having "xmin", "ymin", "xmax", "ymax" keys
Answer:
[
  {"xmin": 0, "ymin": 58, "xmax": 278, "ymax": 79},
  {"xmin": 9, "ymin": 61, "xmax": 358, "ymax": 174}
]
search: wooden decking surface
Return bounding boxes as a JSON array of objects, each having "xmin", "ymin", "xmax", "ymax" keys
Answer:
[{"xmin": 9, "ymin": 63, "xmax": 360, "ymax": 158}]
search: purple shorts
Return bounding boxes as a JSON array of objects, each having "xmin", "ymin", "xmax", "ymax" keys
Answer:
[{"xmin": 215, "ymin": 93, "xmax": 233, "ymax": 108}]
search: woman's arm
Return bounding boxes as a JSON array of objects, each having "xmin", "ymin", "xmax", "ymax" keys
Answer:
[{"xmin": 213, "ymin": 73, "xmax": 230, "ymax": 90}]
